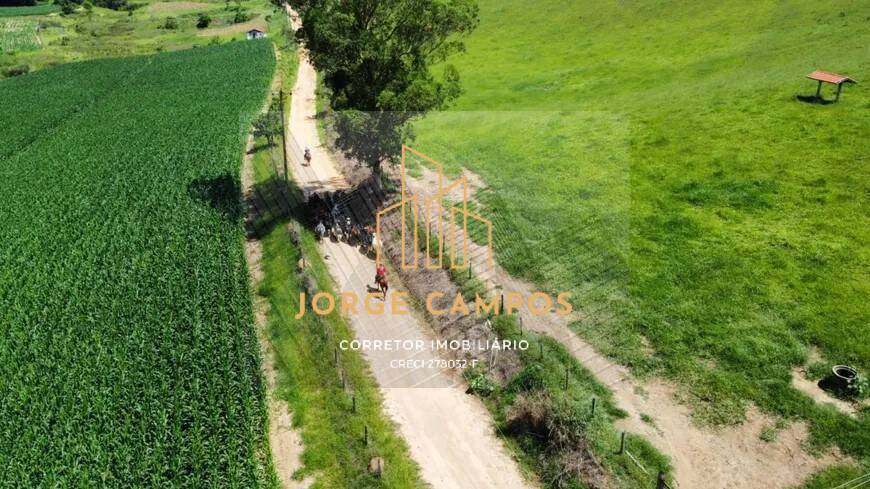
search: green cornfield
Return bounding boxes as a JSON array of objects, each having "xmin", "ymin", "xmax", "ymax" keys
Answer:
[{"xmin": 0, "ymin": 40, "xmax": 276, "ymax": 487}]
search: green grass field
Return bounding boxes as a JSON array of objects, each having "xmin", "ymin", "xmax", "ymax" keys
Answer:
[
  {"xmin": 413, "ymin": 0, "xmax": 869, "ymax": 465},
  {"xmin": 0, "ymin": 40, "xmax": 276, "ymax": 487},
  {"xmin": 0, "ymin": 18, "xmax": 40, "ymax": 52}
]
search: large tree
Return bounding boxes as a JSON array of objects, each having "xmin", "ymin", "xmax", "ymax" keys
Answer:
[{"xmin": 288, "ymin": 0, "xmax": 478, "ymax": 172}]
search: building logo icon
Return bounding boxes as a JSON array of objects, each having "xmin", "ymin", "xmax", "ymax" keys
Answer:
[{"xmin": 376, "ymin": 145, "xmax": 494, "ymax": 272}]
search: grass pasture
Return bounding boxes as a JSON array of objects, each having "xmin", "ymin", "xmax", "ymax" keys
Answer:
[
  {"xmin": 145, "ymin": 1, "xmax": 213, "ymax": 13},
  {"xmin": 0, "ymin": 18, "xmax": 40, "ymax": 52},
  {"xmin": 412, "ymin": 0, "xmax": 870, "ymax": 467},
  {"xmin": 0, "ymin": 40, "xmax": 276, "ymax": 487}
]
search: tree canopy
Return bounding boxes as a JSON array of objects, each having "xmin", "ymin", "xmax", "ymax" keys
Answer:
[{"xmin": 289, "ymin": 0, "xmax": 478, "ymax": 170}]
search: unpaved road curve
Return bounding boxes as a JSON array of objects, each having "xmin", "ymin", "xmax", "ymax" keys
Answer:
[{"xmin": 284, "ymin": 8, "xmax": 535, "ymax": 489}]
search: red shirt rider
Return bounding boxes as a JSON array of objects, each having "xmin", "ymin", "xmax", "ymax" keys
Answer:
[{"xmin": 375, "ymin": 264, "xmax": 386, "ymax": 284}]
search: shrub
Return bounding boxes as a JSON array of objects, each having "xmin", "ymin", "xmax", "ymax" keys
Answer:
[
  {"xmin": 232, "ymin": 7, "xmax": 249, "ymax": 23},
  {"xmin": 508, "ymin": 363, "xmax": 547, "ymax": 393},
  {"xmin": 163, "ymin": 16, "xmax": 177, "ymax": 29},
  {"xmin": 464, "ymin": 366, "xmax": 496, "ymax": 397},
  {"xmin": 59, "ymin": 0, "xmax": 76, "ymax": 15},
  {"xmin": 2, "ymin": 64, "xmax": 30, "ymax": 77},
  {"xmin": 196, "ymin": 12, "xmax": 211, "ymax": 28}
]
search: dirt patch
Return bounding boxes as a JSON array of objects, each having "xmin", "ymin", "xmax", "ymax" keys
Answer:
[
  {"xmin": 314, "ymin": 127, "xmax": 375, "ymax": 187},
  {"xmin": 409, "ymin": 165, "xmax": 487, "ymax": 206},
  {"xmin": 197, "ymin": 19, "xmax": 264, "ymax": 37},
  {"xmin": 146, "ymin": 1, "xmax": 210, "ymax": 13},
  {"xmin": 614, "ymin": 378, "xmax": 841, "ymax": 489}
]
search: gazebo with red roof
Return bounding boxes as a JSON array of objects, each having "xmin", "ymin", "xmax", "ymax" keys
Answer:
[{"xmin": 806, "ymin": 70, "xmax": 856, "ymax": 102}]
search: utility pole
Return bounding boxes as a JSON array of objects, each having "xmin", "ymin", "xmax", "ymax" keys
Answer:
[{"xmin": 278, "ymin": 89, "xmax": 289, "ymax": 183}]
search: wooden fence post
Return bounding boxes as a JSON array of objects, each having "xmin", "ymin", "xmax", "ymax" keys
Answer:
[
  {"xmin": 619, "ymin": 431, "xmax": 626, "ymax": 454},
  {"xmin": 656, "ymin": 471, "xmax": 666, "ymax": 489}
]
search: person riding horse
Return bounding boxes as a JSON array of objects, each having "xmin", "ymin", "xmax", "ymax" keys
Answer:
[{"xmin": 375, "ymin": 263, "xmax": 388, "ymax": 298}]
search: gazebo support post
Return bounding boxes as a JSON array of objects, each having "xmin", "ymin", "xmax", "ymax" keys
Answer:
[
  {"xmin": 835, "ymin": 83, "xmax": 843, "ymax": 102},
  {"xmin": 815, "ymin": 80, "xmax": 823, "ymax": 99}
]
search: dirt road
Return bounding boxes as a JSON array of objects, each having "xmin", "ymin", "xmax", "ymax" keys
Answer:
[{"xmin": 283, "ymin": 9, "xmax": 534, "ymax": 489}]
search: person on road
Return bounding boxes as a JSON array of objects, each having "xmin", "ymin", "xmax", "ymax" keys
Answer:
[
  {"xmin": 375, "ymin": 263, "xmax": 388, "ymax": 299},
  {"xmin": 375, "ymin": 263, "xmax": 386, "ymax": 286},
  {"xmin": 303, "ymin": 147, "xmax": 311, "ymax": 166}
]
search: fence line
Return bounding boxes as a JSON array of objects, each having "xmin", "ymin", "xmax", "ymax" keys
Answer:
[{"xmin": 831, "ymin": 473, "xmax": 870, "ymax": 489}]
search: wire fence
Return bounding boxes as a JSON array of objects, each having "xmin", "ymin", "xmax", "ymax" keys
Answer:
[
  {"xmin": 617, "ymin": 430, "xmax": 676, "ymax": 489},
  {"xmin": 831, "ymin": 473, "xmax": 870, "ymax": 489}
]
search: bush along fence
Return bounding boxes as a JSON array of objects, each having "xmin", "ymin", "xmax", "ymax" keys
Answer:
[{"xmin": 479, "ymin": 313, "xmax": 676, "ymax": 489}]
